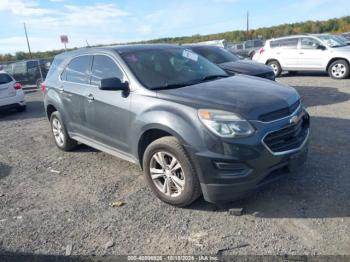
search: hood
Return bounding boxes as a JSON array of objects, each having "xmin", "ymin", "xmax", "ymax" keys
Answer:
[
  {"xmin": 218, "ymin": 60, "xmax": 273, "ymax": 76},
  {"xmin": 156, "ymin": 75, "xmax": 299, "ymax": 121}
]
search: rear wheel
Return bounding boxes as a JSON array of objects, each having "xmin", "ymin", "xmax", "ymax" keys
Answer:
[
  {"xmin": 267, "ymin": 60, "xmax": 282, "ymax": 77},
  {"xmin": 36, "ymin": 78, "xmax": 43, "ymax": 89},
  {"xmin": 50, "ymin": 111, "xmax": 77, "ymax": 151},
  {"xmin": 143, "ymin": 136, "xmax": 201, "ymax": 207},
  {"xmin": 328, "ymin": 60, "xmax": 349, "ymax": 79}
]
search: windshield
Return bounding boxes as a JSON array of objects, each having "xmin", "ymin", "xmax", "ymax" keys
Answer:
[
  {"xmin": 120, "ymin": 48, "xmax": 227, "ymax": 90},
  {"xmin": 190, "ymin": 46, "xmax": 239, "ymax": 64},
  {"xmin": 318, "ymin": 35, "xmax": 347, "ymax": 48}
]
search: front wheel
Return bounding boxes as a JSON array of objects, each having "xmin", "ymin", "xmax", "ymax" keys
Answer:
[
  {"xmin": 50, "ymin": 111, "xmax": 77, "ymax": 151},
  {"xmin": 267, "ymin": 60, "xmax": 282, "ymax": 77},
  {"xmin": 143, "ymin": 136, "xmax": 201, "ymax": 207},
  {"xmin": 328, "ymin": 60, "xmax": 349, "ymax": 79}
]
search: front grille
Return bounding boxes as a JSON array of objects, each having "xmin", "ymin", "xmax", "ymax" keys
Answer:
[
  {"xmin": 259, "ymin": 100, "xmax": 300, "ymax": 122},
  {"xmin": 263, "ymin": 115, "xmax": 309, "ymax": 153}
]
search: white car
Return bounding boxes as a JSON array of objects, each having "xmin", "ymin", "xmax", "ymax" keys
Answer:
[
  {"xmin": 253, "ymin": 34, "xmax": 350, "ymax": 79},
  {"xmin": 0, "ymin": 71, "xmax": 26, "ymax": 112}
]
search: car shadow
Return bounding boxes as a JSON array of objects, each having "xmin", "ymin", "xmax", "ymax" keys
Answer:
[
  {"xmin": 280, "ymin": 71, "xmax": 329, "ymax": 78},
  {"xmin": 190, "ymin": 116, "xmax": 350, "ymax": 218},
  {"xmin": 0, "ymin": 100, "xmax": 45, "ymax": 121},
  {"xmin": 292, "ymin": 85, "xmax": 350, "ymax": 108},
  {"xmin": 0, "ymin": 162, "xmax": 11, "ymax": 180}
]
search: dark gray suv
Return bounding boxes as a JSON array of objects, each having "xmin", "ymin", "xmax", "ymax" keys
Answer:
[{"xmin": 43, "ymin": 44, "xmax": 310, "ymax": 207}]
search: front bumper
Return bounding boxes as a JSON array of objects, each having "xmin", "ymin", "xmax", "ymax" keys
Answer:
[{"xmin": 187, "ymin": 107, "xmax": 310, "ymax": 203}]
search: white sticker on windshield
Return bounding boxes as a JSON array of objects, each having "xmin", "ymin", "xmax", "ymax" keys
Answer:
[{"xmin": 182, "ymin": 50, "xmax": 198, "ymax": 61}]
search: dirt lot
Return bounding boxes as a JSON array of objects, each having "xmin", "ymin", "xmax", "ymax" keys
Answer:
[{"xmin": 0, "ymin": 73, "xmax": 349, "ymax": 257}]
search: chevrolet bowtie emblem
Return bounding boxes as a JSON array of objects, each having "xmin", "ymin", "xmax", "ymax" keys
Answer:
[{"xmin": 290, "ymin": 112, "xmax": 304, "ymax": 125}]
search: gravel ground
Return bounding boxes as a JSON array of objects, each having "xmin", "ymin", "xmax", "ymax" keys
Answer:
[{"xmin": 0, "ymin": 73, "xmax": 349, "ymax": 257}]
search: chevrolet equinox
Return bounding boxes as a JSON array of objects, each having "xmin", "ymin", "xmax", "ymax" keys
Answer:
[{"xmin": 43, "ymin": 45, "xmax": 310, "ymax": 207}]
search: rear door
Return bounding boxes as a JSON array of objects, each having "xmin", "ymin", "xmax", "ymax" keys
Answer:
[
  {"xmin": 0, "ymin": 73, "xmax": 16, "ymax": 100},
  {"xmin": 85, "ymin": 54, "xmax": 131, "ymax": 153},
  {"xmin": 298, "ymin": 37, "xmax": 326, "ymax": 69},
  {"xmin": 59, "ymin": 55, "xmax": 93, "ymax": 137},
  {"xmin": 270, "ymin": 38, "xmax": 299, "ymax": 69}
]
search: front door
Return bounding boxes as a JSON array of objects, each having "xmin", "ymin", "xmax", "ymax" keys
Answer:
[
  {"xmin": 298, "ymin": 37, "xmax": 326, "ymax": 70},
  {"xmin": 85, "ymin": 54, "xmax": 132, "ymax": 154}
]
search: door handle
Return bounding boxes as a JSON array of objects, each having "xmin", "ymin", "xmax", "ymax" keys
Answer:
[
  {"xmin": 86, "ymin": 93, "xmax": 94, "ymax": 102},
  {"xmin": 58, "ymin": 87, "xmax": 64, "ymax": 93},
  {"xmin": 299, "ymin": 52, "xmax": 304, "ymax": 55}
]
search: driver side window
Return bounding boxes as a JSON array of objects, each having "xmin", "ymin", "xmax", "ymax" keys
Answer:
[
  {"xmin": 91, "ymin": 55, "xmax": 124, "ymax": 86},
  {"xmin": 301, "ymin": 38, "xmax": 321, "ymax": 49}
]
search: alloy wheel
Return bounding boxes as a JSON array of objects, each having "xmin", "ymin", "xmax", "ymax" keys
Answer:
[
  {"xmin": 331, "ymin": 63, "xmax": 346, "ymax": 78},
  {"xmin": 149, "ymin": 151, "xmax": 185, "ymax": 198},
  {"xmin": 52, "ymin": 118, "xmax": 65, "ymax": 147}
]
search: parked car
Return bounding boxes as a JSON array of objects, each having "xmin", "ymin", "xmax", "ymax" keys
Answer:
[
  {"xmin": 341, "ymin": 32, "xmax": 350, "ymax": 41},
  {"xmin": 2, "ymin": 59, "xmax": 51, "ymax": 88},
  {"xmin": 43, "ymin": 45, "xmax": 310, "ymax": 206},
  {"xmin": 0, "ymin": 71, "xmax": 26, "ymax": 112},
  {"xmin": 229, "ymin": 39, "xmax": 264, "ymax": 59},
  {"xmin": 185, "ymin": 45, "xmax": 275, "ymax": 80},
  {"xmin": 253, "ymin": 34, "xmax": 350, "ymax": 79}
]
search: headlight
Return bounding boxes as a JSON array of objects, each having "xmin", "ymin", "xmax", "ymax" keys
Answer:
[{"xmin": 198, "ymin": 109, "xmax": 255, "ymax": 138}]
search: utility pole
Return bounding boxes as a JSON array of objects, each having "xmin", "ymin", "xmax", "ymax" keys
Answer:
[
  {"xmin": 246, "ymin": 11, "xmax": 249, "ymax": 40},
  {"xmin": 23, "ymin": 22, "xmax": 32, "ymax": 59},
  {"xmin": 24, "ymin": 22, "xmax": 43, "ymax": 88}
]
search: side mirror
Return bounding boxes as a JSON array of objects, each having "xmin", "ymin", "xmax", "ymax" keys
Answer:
[
  {"xmin": 317, "ymin": 45, "xmax": 326, "ymax": 51},
  {"xmin": 99, "ymin": 77, "xmax": 128, "ymax": 91}
]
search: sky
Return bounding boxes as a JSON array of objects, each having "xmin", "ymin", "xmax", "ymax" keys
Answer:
[{"xmin": 0, "ymin": 0, "xmax": 349, "ymax": 54}]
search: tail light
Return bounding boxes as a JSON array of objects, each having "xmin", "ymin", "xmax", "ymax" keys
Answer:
[
  {"xmin": 259, "ymin": 48, "xmax": 265, "ymax": 55},
  {"xmin": 14, "ymin": 82, "xmax": 22, "ymax": 90},
  {"xmin": 41, "ymin": 82, "xmax": 46, "ymax": 93}
]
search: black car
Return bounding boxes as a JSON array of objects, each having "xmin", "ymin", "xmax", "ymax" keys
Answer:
[
  {"xmin": 43, "ymin": 44, "xmax": 309, "ymax": 207},
  {"xmin": 186, "ymin": 45, "xmax": 275, "ymax": 81},
  {"xmin": 2, "ymin": 59, "xmax": 51, "ymax": 88}
]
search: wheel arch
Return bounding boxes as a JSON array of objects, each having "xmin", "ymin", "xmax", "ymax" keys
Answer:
[
  {"xmin": 137, "ymin": 125, "xmax": 186, "ymax": 169},
  {"xmin": 326, "ymin": 57, "xmax": 350, "ymax": 71}
]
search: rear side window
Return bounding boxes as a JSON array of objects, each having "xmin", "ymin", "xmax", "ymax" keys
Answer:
[
  {"xmin": 63, "ymin": 55, "xmax": 92, "ymax": 84},
  {"xmin": 0, "ymin": 73, "xmax": 12, "ymax": 84},
  {"xmin": 90, "ymin": 55, "xmax": 123, "ymax": 86},
  {"xmin": 270, "ymin": 38, "xmax": 299, "ymax": 49}
]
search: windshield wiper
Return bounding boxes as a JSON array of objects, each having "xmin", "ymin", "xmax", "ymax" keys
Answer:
[
  {"xmin": 151, "ymin": 74, "xmax": 228, "ymax": 90},
  {"xmin": 201, "ymin": 74, "xmax": 228, "ymax": 81},
  {"xmin": 151, "ymin": 83, "xmax": 189, "ymax": 90}
]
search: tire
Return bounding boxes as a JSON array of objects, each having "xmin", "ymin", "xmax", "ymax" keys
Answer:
[
  {"xmin": 328, "ymin": 59, "xmax": 350, "ymax": 79},
  {"xmin": 16, "ymin": 105, "xmax": 26, "ymax": 112},
  {"xmin": 36, "ymin": 78, "xmax": 43, "ymax": 89},
  {"xmin": 267, "ymin": 60, "xmax": 282, "ymax": 77},
  {"xmin": 142, "ymin": 136, "xmax": 201, "ymax": 207},
  {"xmin": 249, "ymin": 51, "xmax": 255, "ymax": 60},
  {"xmin": 50, "ymin": 111, "xmax": 77, "ymax": 151}
]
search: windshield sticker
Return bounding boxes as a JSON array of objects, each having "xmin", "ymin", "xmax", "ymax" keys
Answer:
[{"xmin": 182, "ymin": 50, "xmax": 198, "ymax": 61}]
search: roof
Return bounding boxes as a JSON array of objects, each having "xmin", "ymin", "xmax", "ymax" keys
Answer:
[{"xmin": 55, "ymin": 44, "xmax": 183, "ymax": 58}]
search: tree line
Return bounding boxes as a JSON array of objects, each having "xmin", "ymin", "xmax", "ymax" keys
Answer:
[{"xmin": 1, "ymin": 16, "xmax": 350, "ymax": 63}]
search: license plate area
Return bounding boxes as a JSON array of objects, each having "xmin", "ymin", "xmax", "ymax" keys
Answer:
[{"xmin": 288, "ymin": 147, "xmax": 308, "ymax": 172}]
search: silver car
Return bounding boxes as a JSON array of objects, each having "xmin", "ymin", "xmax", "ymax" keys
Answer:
[{"xmin": 253, "ymin": 34, "xmax": 350, "ymax": 79}]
